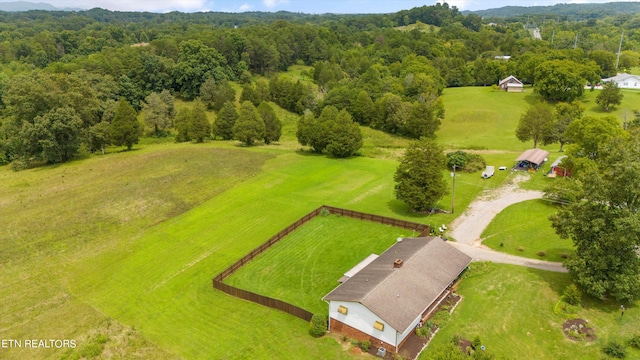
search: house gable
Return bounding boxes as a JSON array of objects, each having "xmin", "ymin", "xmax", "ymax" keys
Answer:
[{"xmin": 498, "ymin": 75, "xmax": 523, "ymax": 91}]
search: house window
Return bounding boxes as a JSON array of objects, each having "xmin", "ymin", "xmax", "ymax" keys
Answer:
[
  {"xmin": 624, "ymin": 82, "xmax": 628, "ymax": 86},
  {"xmin": 373, "ymin": 321, "xmax": 384, "ymax": 331},
  {"xmin": 337, "ymin": 305, "xmax": 348, "ymax": 315}
]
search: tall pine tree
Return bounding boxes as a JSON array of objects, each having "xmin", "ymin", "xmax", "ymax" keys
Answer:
[{"xmin": 110, "ymin": 98, "xmax": 141, "ymax": 150}]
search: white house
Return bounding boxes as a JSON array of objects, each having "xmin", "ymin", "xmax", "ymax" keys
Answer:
[
  {"xmin": 601, "ymin": 73, "xmax": 640, "ymax": 89},
  {"xmin": 498, "ymin": 75, "xmax": 524, "ymax": 92},
  {"xmin": 323, "ymin": 237, "xmax": 471, "ymax": 354}
]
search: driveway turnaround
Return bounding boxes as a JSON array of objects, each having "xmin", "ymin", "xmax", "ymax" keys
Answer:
[{"xmin": 447, "ymin": 174, "xmax": 567, "ymax": 273}]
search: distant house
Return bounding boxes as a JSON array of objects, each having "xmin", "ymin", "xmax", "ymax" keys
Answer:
[
  {"xmin": 494, "ymin": 55, "xmax": 511, "ymax": 61},
  {"xmin": 601, "ymin": 73, "xmax": 640, "ymax": 89},
  {"xmin": 514, "ymin": 148, "xmax": 549, "ymax": 171},
  {"xmin": 498, "ymin": 75, "xmax": 523, "ymax": 92},
  {"xmin": 323, "ymin": 237, "xmax": 471, "ymax": 354}
]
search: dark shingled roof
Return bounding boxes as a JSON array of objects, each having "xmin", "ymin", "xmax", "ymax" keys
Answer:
[{"xmin": 323, "ymin": 237, "xmax": 471, "ymax": 333}]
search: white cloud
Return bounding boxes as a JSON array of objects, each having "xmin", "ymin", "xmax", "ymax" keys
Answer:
[
  {"xmin": 45, "ymin": 0, "xmax": 207, "ymax": 12},
  {"xmin": 263, "ymin": 0, "xmax": 288, "ymax": 9},
  {"xmin": 444, "ymin": 0, "xmax": 473, "ymax": 10},
  {"xmin": 239, "ymin": 3, "xmax": 252, "ymax": 11}
]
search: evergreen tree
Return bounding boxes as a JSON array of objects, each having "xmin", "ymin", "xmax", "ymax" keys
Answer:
[
  {"xmin": 233, "ymin": 101, "xmax": 265, "ymax": 146},
  {"xmin": 241, "ymin": 83, "xmax": 261, "ymax": 107},
  {"xmin": 394, "ymin": 138, "xmax": 447, "ymax": 212},
  {"xmin": 110, "ymin": 98, "xmax": 141, "ymax": 150},
  {"xmin": 402, "ymin": 97, "xmax": 444, "ymax": 139},
  {"xmin": 214, "ymin": 101, "xmax": 238, "ymax": 140},
  {"xmin": 189, "ymin": 100, "xmax": 210, "ymax": 143},
  {"xmin": 351, "ymin": 90, "xmax": 375, "ymax": 125},
  {"xmin": 326, "ymin": 109, "xmax": 362, "ymax": 158},
  {"xmin": 257, "ymin": 102, "xmax": 282, "ymax": 144},
  {"xmin": 174, "ymin": 108, "xmax": 192, "ymax": 143}
]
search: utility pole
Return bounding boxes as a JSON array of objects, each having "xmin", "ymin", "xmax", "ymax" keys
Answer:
[
  {"xmin": 616, "ymin": 32, "xmax": 624, "ymax": 69},
  {"xmin": 574, "ymin": 33, "xmax": 578, "ymax": 49},
  {"xmin": 451, "ymin": 165, "xmax": 456, "ymax": 214}
]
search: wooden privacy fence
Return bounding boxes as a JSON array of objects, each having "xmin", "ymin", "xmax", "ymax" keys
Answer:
[
  {"xmin": 212, "ymin": 205, "xmax": 430, "ymax": 322},
  {"xmin": 322, "ymin": 205, "xmax": 430, "ymax": 236}
]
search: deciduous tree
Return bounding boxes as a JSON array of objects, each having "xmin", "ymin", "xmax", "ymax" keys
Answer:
[
  {"xmin": 142, "ymin": 92, "xmax": 170, "ymax": 136},
  {"xmin": 516, "ymin": 102, "xmax": 555, "ymax": 148},
  {"xmin": 549, "ymin": 136, "xmax": 640, "ymax": 302},
  {"xmin": 595, "ymin": 81, "xmax": 623, "ymax": 112},
  {"xmin": 88, "ymin": 121, "xmax": 111, "ymax": 154},
  {"xmin": 20, "ymin": 107, "xmax": 83, "ymax": 163},
  {"xmin": 535, "ymin": 60, "xmax": 586, "ymax": 102}
]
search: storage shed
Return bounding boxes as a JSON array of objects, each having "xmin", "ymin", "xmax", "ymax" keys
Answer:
[{"xmin": 514, "ymin": 149, "xmax": 549, "ymax": 171}]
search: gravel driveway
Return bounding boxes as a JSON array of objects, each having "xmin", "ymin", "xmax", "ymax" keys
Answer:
[{"xmin": 447, "ymin": 174, "xmax": 567, "ymax": 273}]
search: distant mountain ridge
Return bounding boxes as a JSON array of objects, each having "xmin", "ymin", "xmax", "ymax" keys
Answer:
[
  {"xmin": 465, "ymin": 2, "xmax": 640, "ymax": 18},
  {"xmin": 0, "ymin": 1, "xmax": 83, "ymax": 12}
]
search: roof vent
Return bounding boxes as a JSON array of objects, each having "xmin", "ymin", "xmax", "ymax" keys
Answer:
[{"xmin": 394, "ymin": 259, "xmax": 403, "ymax": 268}]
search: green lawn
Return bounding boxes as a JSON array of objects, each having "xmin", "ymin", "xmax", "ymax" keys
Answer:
[
  {"xmin": 4, "ymin": 85, "xmax": 640, "ymax": 360},
  {"xmin": 420, "ymin": 263, "xmax": 640, "ymax": 360},
  {"xmin": 226, "ymin": 215, "xmax": 416, "ymax": 315},
  {"xmin": 0, "ymin": 144, "xmax": 275, "ymax": 359},
  {"xmin": 63, "ymin": 151, "xmax": 429, "ymax": 359},
  {"xmin": 438, "ymin": 86, "xmax": 544, "ymax": 151},
  {"xmin": 481, "ymin": 199, "xmax": 574, "ymax": 262},
  {"xmin": 439, "ymin": 85, "xmax": 640, "ymax": 154}
]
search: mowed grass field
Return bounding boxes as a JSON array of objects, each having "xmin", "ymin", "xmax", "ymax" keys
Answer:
[
  {"xmin": 481, "ymin": 200, "xmax": 574, "ymax": 262},
  {"xmin": 420, "ymin": 263, "xmax": 640, "ymax": 360},
  {"xmin": 2, "ymin": 84, "xmax": 640, "ymax": 359},
  {"xmin": 226, "ymin": 215, "xmax": 418, "ymax": 315},
  {"xmin": 438, "ymin": 85, "xmax": 640, "ymax": 153}
]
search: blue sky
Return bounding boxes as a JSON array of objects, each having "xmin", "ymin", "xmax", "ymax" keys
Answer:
[{"xmin": 17, "ymin": 0, "xmax": 640, "ymax": 13}]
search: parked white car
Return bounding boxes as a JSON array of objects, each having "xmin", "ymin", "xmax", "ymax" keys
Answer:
[{"xmin": 482, "ymin": 166, "xmax": 495, "ymax": 179}]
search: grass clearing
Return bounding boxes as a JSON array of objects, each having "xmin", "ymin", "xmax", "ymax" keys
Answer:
[
  {"xmin": 226, "ymin": 215, "xmax": 417, "ymax": 315},
  {"xmin": 62, "ymin": 151, "xmax": 427, "ymax": 359},
  {"xmin": 481, "ymin": 199, "xmax": 573, "ymax": 262},
  {"xmin": 0, "ymin": 144, "xmax": 274, "ymax": 359},
  {"xmin": 420, "ymin": 263, "xmax": 640, "ymax": 360}
]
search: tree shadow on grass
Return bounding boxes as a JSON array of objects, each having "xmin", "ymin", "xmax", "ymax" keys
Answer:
[
  {"xmin": 525, "ymin": 266, "xmax": 571, "ymax": 298},
  {"xmin": 522, "ymin": 91, "xmax": 544, "ymax": 106},
  {"xmin": 386, "ymin": 199, "xmax": 430, "ymax": 219},
  {"xmin": 526, "ymin": 267, "xmax": 638, "ymax": 314},
  {"xmin": 293, "ymin": 149, "xmax": 326, "ymax": 157}
]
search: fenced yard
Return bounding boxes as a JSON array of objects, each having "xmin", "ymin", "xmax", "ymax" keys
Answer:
[{"xmin": 213, "ymin": 206, "xmax": 430, "ymax": 318}]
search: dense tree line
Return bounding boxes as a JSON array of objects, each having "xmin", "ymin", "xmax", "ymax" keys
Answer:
[{"xmin": 2, "ymin": 2, "xmax": 640, "ymax": 166}]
